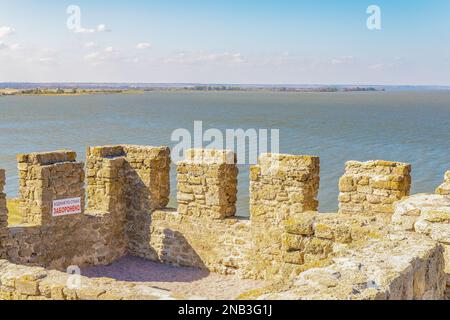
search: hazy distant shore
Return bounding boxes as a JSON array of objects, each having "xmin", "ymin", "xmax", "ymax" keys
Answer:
[{"xmin": 0, "ymin": 86, "xmax": 387, "ymax": 97}]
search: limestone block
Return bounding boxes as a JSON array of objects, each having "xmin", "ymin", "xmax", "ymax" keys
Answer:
[
  {"xmin": 253, "ymin": 233, "xmax": 446, "ymax": 300},
  {"xmin": 339, "ymin": 160, "xmax": 411, "ymax": 217},
  {"xmin": 177, "ymin": 149, "xmax": 237, "ymax": 219},
  {"xmin": 436, "ymin": 171, "xmax": 450, "ymax": 196}
]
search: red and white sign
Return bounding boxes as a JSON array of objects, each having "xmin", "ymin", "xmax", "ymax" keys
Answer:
[{"xmin": 52, "ymin": 197, "xmax": 82, "ymax": 217}]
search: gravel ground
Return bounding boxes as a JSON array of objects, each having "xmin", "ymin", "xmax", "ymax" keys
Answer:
[{"xmin": 82, "ymin": 256, "xmax": 267, "ymax": 300}]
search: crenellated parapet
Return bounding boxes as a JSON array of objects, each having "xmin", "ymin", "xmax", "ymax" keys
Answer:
[
  {"xmin": 177, "ymin": 149, "xmax": 238, "ymax": 219},
  {"xmin": 249, "ymin": 154, "xmax": 320, "ymax": 279},
  {"xmin": 338, "ymin": 160, "xmax": 411, "ymax": 217},
  {"xmin": 250, "ymin": 153, "xmax": 320, "ymax": 220},
  {"xmin": 17, "ymin": 150, "xmax": 85, "ymax": 225},
  {"xmin": 85, "ymin": 145, "xmax": 171, "ymax": 259},
  {"xmin": 0, "ymin": 145, "xmax": 448, "ymax": 288}
]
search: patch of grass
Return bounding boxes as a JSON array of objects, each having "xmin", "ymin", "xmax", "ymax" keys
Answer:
[{"xmin": 7, "ymin": 199, "xmax": 24, "ymax": 226}]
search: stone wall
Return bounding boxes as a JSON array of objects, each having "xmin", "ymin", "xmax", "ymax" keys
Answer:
[
  {"xmin": 110, "ymin": 151, "xmax": 324, "ymax": 280},
  {"xmin": 85, "ymin": 145, "xmax": 171, "ymax": 257},
  {"xmin": 392, "ymin": 194, "xmax": 450, "ymax": 299},
  {"xmin": 177, "ymin": 149, "xmax": 237, "ymax": 219},
  {"xmin": 338, "ymin": 160, "xmax": 411, "ymax": 217},
  {"xmin": 0, "ymin": 259, "xmax": 177, "ymax": 300},
  {"xmin": 249, "ymin": 153, "xmax": 320, "ymax": 279},
  {"xmin": 127, "ymin": 149, "xmax": 251, "ymax": 277},
  {"xmin": 281, "ymin": 212, "xmax": 387, "ymax": 274},
  {"xmin": 2, "ymin": 150, "xmax": 126, "ymax": 270},
  {"xmin": 251, "ymin": 232, "xmax": 446, "ymax": 300},
  {"xmin": 17, "ymin": 151, "xmax": 83, "ymax": 225},
  {"xmin": 436, "ymin": 171, "xmax": 450, "ymax": 196},
  {"xmin": 141, "ymin": 209, "xmax": 253, "ymax": 277},
  {"xmin": 1, "ymin": 145, "xmax": 449, "ymax": 300}
]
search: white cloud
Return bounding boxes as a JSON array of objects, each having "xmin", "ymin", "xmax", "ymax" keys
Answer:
[
  {"xmin": 84, "ymin": 52, "xmax": 101, "ymax": 61},
  {"xmin": 331, "ymin": 56, "xmax": 354, "ymax": 65},
  {"xmin": 36, "ymin": 57, "xmax": 56, "ymax": 65},
  {"xmin": 368, "ymin": 63, "xmax": 385, "ymax": 70},
  {"xmin": 124, "ymin": 57, "xmax": 139, "ymax": 64},
  {"xmin": 96, "ymin": 24, "xmax": 110, "ymax": 32},
  {"xmin": 164, "ymin": 51, "xmax": 244, "ymax": 64},
  {"xmin": 0, "ymin": 26, "xmax": 15, "ymax": 38},
  {"xmin": 136, "ymin": 42, "xmax": 152, "ymax": 49},
  {"xmin": 0, "ymin": 42, "xmax": 23, "ymax": 51},
  {"xmin": 84, "ymin": 41, "xmax": 97, "ymax": 49},
  {"xmin": 9, "ymin": 43, "xmax": 23, "ymax": 50},
  {"xmin": 84, "ymin": 47, "xmax": 118, "ymax": 66}
]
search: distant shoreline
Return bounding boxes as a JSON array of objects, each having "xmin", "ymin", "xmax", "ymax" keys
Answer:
[{"xmin": 0, "ymin": 86, "xmax": 386, "ymax": 97}]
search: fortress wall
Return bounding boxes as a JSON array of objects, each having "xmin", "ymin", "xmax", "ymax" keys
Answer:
[
  {"xmin": 0, "ymin": 144, "xmax": 447, "ymax": 290},
  {"xmin": 436, "ymin": 171, "xmax": 450, "ymax": 196},
  {"xmin": 252, "ymin": 232, "xmax": 446, "ymax": 300},
  {"xmin": 86, "ymin": 145, "xmax": 126, "ymax": 212},
  {"xmin": 392, "ymin": 194, "xmax": 450, "ymax": 299},
  {"xmin": 0, "ymin": 259, "xmax": 176, "ymax": 300},
  {"xmin": 17, "ymin": 151, "xmax": 83, "ymax": 225},
  {"xmin": 177, "ymin": 149, "xmax": 238, "ymax": 219},
  {"xmin": 86, "ymin": 145, "xmax": 171, "ymax": 257},
  {"xmin": 143, "ymin": 210, "xmax": 253, "ymax": 276},
  {"xmin": 128, "ymin": 149, "xmax": 252, "ymax": 277},
  {"xmin": 249, "ymin": 153, "xmax": 320, "ymax": 279},
  {"xmin": 128, "ymin": 151, "xmax": 325, "ymax": 280},
  {"xmin": 338, "ymin": 160, "xmax": 411, "ymax": 217},
  {"xmin": 2, "ymin": 151, "xmax": 127, "ymax": 270},
  {"xmin": 281, "ymin": 212, "xmax": 387, "ymax": 274}
]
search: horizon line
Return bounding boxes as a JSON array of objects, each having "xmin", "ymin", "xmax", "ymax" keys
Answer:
[{"xmin": 1, "ymin": 82, "xmax": 450, "ymax": 88}]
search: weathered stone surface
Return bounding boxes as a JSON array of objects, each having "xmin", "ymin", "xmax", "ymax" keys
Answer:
[
  {"xmin": 251, "ymin": 233, "xmax": 446, "ymax": 300},
  {"xmin": 1, "ymin": 147, "xmax": 449, "ymax": 300},
  {"xmin": 436, "ymin": 171, "xmax": 450, "ymax": 196},
  {"xmin": 392, "ymin": 193, "xmax": 450, "ymax": 299},
  {"xmin": 338, "ymin": 160, "xmax": 411, "ymax": 217},
  {"xmin": 176, "ymin": 149, "xmax": 237, "ymax": 220},
  {"xmin": 0, "ymin": 259, "xmax": 177, "ymax": 300}
]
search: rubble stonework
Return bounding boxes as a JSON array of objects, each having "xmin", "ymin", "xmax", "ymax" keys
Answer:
[
  {"xmin": 436, "ymin": 171, "xmax": 450, "ymax": 196},
  {"xmin": 249, "ymin": 154, "xmax": 321, "ymax": 279},
  {"xmin": 392, "ymin": 194, "xmax": 450, "ymax": 299},
  {"xmin": 17, "ymin": 151, "xmax": 83, "ymax": 225},
  {"xmin": 0, "ymin": 259, "xmax": 177, "ymax": 300},
  {"xmin": 2, "ymin": 150, "xmax": 126, "ymax": 270},
  {"xmin": 338, "ymin": 160, "xmax": 411, "ymax": 217},
  {"xmin": 250, "ymin": 233, "xmax": 446, "ymax": 300},
  {"xmin": 177, "ymin": 149, "xmax": 238, "ymax": 219},
  {"xmin": 85, "ymin": 145, "xmax": 170, "ymax": 257},
  {"xmin": 0, "ymin": 145, "xmax": 448, "ymax": 300}
]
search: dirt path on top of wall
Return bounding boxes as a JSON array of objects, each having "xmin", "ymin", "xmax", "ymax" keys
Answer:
[{"xmin": 82, "ymin": 256, "xmax": 267, "ymax": 300}]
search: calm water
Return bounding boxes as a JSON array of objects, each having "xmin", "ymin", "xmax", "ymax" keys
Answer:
[{"xmin": 0, "ymin": 91, "xmax": 449, "ymax": 216}]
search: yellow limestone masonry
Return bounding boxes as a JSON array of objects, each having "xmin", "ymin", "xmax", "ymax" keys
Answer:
[
  {"xmin": 338, "ymin": 160, "xmax": 411, "ymax": 217},
  {"xmin": 0, "ymin": 145, "xmax": 449, "ymax": 300},
  {"xmin": 436, "ymin": 171, "xmax": 450, "ymax": 196}
]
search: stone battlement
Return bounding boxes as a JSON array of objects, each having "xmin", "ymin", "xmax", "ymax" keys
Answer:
[{"xmin": 0, "ymin": 145, "xmax": 449, "ymax": 300}]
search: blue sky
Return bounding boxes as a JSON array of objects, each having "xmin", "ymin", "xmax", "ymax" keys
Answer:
[{"xmin": 0, "ymin": 0, "xmax": 449, "ymax": 84}]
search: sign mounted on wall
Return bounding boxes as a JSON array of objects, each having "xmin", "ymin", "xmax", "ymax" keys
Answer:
[{"xmin": 52, "ymin": 197, "xmax": 82, "ymax": 217}]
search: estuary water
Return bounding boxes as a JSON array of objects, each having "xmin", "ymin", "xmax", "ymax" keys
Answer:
[{"xmin": 0, "ymin": 91, "xmax": 449, "ymax": 216}]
